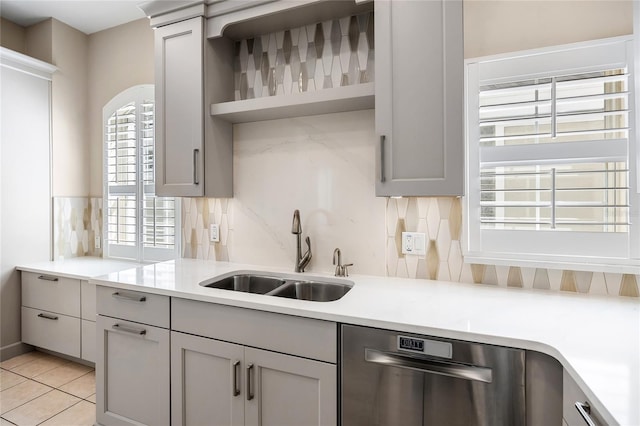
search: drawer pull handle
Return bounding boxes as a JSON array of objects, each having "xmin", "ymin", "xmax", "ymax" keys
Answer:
[
  {"xmin": 575, "ymin": 401, "xmax": 597, "ymax": 426},
  {"xmin": 37, "ymin": 313, "xmax": 58, "ymax": 320},
  {"xmin": 246, "ymin": 363, "xmax": 254, "ymax": 401},
  {"xmin": 38, "ymin": 275, "xmax": 59, "ymax": 282},
  {"xmin": 232, "ymin": 360, "xmax": 240, "ymax": 397},
  {"xmin": 380, "ymin": 135, "xmax": 386, "ymax": 183},
  {"xmin": 112, "ymin": 292, "xmax": 146, "ymax": 303},
  {"xmin": 112, "ymin": 323, "xmax": 146, "ymax": 336}
]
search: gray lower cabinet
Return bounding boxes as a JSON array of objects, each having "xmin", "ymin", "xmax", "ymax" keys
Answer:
[
  {"xmin": 375, "ymin": 0, "xmax": 464, "ymax": 197},
  {"xmin": 96, "ymin": 287, "xmax": 171, "ymax": 426},
  {"xmin": 172, "ymin": 331, "xmax": 336, "ymax": 426},
  {"xmin": 171, "ymin": 298, "xmax": 338, "ymax": 426}
]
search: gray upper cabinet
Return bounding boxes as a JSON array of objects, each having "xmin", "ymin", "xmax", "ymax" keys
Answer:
[
  {"xmin": 154, "ymin": 16, "xmax": 233, "ymax": 198},
  {"xmin": 375, "ymin": 0, "xmax": 464, "ymax": 197}
]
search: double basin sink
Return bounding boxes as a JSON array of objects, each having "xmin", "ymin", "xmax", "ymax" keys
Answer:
[{"xmin": 200, "ymin": 270, "xmax": 353, "ymax": 302}]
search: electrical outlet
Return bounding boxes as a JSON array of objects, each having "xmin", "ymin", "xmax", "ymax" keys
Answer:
[
  {"xmin": 401, "ymin": 232, "xmax": 426, "ymax": 255},
  {"xmin": 210, "ymin": 224, "xmax": 220, "ymax": 243},
  {"xmin": 95, "ymin": 235, "xmax": 101, "ymax": 249}
]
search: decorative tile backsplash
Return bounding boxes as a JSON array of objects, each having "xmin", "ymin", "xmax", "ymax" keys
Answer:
[
  {"xmin": 182, "ymin": 197, "xmax": 231, "ymax": 262},
  {"xmin": 53, "ymin": 197, "xmax": 102, "ymax": 259},
  {"xmin": 385, "ymin": 197, "xmax": 640, "ymax": 298},
  {"xmin": 233, "ymin": 11, "xmax": 374, "ymax": 100}
]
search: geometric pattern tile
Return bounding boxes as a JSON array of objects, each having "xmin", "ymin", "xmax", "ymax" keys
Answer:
[
  {"xmin": 385, "ymin": 197, "xmax": 639, "ymax": 298},
  {"xmin": 233, "ymin": 11, "xmax": 374, "ymax": 100},
  {"xmin": 53, "ymin": 197, "xmax": 103, "ymax": 259},
  {"xmin": 182, "ymin": 198, "xmax": 231, "ymax": 261}
]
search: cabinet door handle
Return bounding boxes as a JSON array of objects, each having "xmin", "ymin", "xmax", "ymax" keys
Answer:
[
  {"xmin": 193, "ymin": 148, "xmax": 200, "ymax": 185},
  {"xmin": 112, "ymin": 323, "xmax": 147, "ymax": 336},
  {"xmin": 37, "ymin": 313, "xmax": 58, "ymax": 320},
  {"xmin": 575, "ymin": 401, "xmax": 597, "ymax": 426},
  {"xmin": 232, "ymin": 360, "xmax": 240, "ymax": 397},
  {"xmin": 246, "ymin": 363, "xmax": 254, "ymax": 401},
  {"xmin": 112, "ymin": 292, "xmax": 146, "ymax": 303},
  {"xmin": 380, "ymin": 135, "xmax": 386, "ymax": 183},
  {"xmin": 37, "ymin": 275, "xmax": 59, "ymax": 282}
]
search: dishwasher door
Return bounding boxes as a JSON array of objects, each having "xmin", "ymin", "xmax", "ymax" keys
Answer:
[{"xmin": 341, "ymin": 324, "xmax": 526, "ymax": 426}]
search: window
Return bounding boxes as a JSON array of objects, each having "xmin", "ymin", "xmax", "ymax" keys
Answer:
[
  {"xmin": 465, "ymin": 37, "xmax": 639, "ymax": 271},
  {"xmin": 103, "ymin": 85, "xmax": 179, "ymax": 262}
]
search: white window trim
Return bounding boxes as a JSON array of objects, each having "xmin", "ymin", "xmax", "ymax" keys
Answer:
[
  {"xmin": 463, "ymin": 36, "xmax": 640, "ymax": 274},
  {"xmin": 102, "ymin": 84, "xmax": 181, "ymax": 263}
]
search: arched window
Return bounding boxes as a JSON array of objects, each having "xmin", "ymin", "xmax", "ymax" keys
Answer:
[{"xmin": 103, "ymin": 85, "xmax": 180, "ymax": 261}]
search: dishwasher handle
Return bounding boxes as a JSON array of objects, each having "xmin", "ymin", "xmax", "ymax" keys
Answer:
[{"xmin": 365, "ymin": 348, "xmax": 493, "ymax": 384}]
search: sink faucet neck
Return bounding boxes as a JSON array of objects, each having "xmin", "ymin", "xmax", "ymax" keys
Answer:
[{"xmin": 292, "ymin": 210, "xmax": 312, "ymax": 272}]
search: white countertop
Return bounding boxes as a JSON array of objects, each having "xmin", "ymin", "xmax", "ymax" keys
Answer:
[
  {"xmin": 17, "ymin": 257, "xmax": 143, "ymax": 279},
  {"xmin": 80, "ymin": 258, "xmax": 638, "ymax": 425}
]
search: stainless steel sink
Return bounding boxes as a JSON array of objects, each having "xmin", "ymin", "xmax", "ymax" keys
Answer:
[
  {"xmin": 270, "ymin": 281, "xmax": 352, "ymax": 302},
  {"xmin": 200, "ymin": 274, "xmax": 285, "ymax": 294},
  {"xmin": 199, "ymin": 271, "xmax": 353, "ymax": 301}
]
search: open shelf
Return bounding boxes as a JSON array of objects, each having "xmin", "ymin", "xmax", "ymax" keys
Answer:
[{"xmin": 210, "ymin": 82, "xmax": 375, "ymax": 123}]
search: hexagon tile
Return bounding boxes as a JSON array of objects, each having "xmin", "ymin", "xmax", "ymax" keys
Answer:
[{"xmin": 385, "ymin": 197, "xmax": 639, "ymax": 298}]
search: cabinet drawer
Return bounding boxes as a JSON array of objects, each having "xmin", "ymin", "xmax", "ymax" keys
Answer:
[
  {"xmin": 97, "ymin": 286, "xmax": 169, "ymax": 328},
  {"xmin": 563, "ymin": 369, "xmax": 606, "ymax": 426},
  {"xmin": 82, "ymin": 320, "xmax": 96, "ymax": 363},
  {"xmin": 22, "ymin": 306, "xmax": 80, "ymax": 357},
  {"xmin": 81, "ymin": 280, "xmax": 96, "ymax": 321},
  {"xmin": 172, "ymin": 298, "xmax": 337, "ymax": 363},
  {"xmin": 22, "ymin": 272, "xmax": 80, "ymax": 317}
]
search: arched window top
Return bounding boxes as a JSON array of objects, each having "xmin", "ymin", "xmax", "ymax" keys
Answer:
[{"xmin": 103, "ymin": 85, "xmax": 180, "ymax": 262}]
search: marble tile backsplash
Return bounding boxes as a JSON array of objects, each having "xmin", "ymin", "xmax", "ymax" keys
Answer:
[
  {"xmin": 53, "ymin": 197, "xmax": 103, "ymax": 259},
  {"xmin": 182, "ymin": 110, "xmax": 386, "ymax": 275}
]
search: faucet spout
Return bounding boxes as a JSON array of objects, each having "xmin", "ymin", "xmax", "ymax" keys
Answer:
[{"xmin": 292, "ymin": 210, "xmax": 311, "ymax": 272}]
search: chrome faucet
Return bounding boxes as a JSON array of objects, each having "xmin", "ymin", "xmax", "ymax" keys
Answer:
[
  {"xmin": 333, "ymin": 248, "xmax": 353, "ymax": 277},
  {"xmin": 292, "ymin": 210, "xmax": 312, "ymax": 272}
]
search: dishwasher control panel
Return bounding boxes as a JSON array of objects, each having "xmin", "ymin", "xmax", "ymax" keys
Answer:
[{"xmin": 398, "ymin": 335, "xmax": 452, "ymax": 358}]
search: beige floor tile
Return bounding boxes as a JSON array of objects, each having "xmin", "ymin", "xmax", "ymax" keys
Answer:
[
  {"xmin": 0, "ymin": 352, "xmax": 48, "ymax": 371},
  {"xmin": 85, "ymin": 394, "xmax": 96, "ymax": 404},
  {"xmin": 3, "ymin": 390, "xmax": 79, "ymax": 426},
  {"xmin": 33, "ymin": 363, "xmax": 92, "ymax": 388},
  {"xmin": 39, "ymin": 400, "xmax": 96, "ymax": 426},
  {"xmin": 58, "ymin": 371, "xmax": 95, "ymax": 399},
  {"xmin": 1, "ymin": 417, "xmax": 18, "ymax": 425},
  {"xmin": 0, "ymin": 380, "xmax": 51, "ymax": 415},
  {"xmin": 9, "ymin": 357, "xmax": 68, "ymax": 380},
  {"xmin": 0, "ymin": 371, "xmax": 26, "ymax": 392}
]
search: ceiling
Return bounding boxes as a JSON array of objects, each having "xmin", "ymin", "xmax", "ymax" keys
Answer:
[{"xmin": 0, "ymin": 1, "xmax": 148, "ymax": 35}]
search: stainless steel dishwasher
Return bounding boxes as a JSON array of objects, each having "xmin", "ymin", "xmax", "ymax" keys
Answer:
[{"xmin": 341, "ymin": 324, "xmax": 528, "ymax": 426}]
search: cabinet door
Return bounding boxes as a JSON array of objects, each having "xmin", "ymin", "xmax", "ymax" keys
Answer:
[
  {"xmin": 96, "ymin": 315, "xmax": 170, "ymax": 426},
  {"xmin": 171, "ymin": 332, "xmax": 245, "ymax": 426},
  {"xmin": 375, "ymin": 0, "xmax": 463, "ymax": 196},
  {"xmin": 155, "ymin": 17, "xmax": 204, "ymax": 197},
  {"xmin": 245, "ymin": 347, "xmax": 337, "ymax": 426}
]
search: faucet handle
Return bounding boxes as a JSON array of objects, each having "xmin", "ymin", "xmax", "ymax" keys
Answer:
[{"xmin": 342, "ymin": 263, "xmax": 354, "ymax": 277}]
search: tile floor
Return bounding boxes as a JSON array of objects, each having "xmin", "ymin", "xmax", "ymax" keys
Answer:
[{"xmin": 0, "ymin": 351, "xmax": 95, "ymax": 426}]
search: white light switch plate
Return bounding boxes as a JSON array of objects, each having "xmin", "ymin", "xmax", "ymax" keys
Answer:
[
  {"xmin": 210, "ymin": 224, "xmax": 220, "ymax": 243},
  {"xmin": 401, "ymin": 232, "xmax": 426, "ymax": 255}
]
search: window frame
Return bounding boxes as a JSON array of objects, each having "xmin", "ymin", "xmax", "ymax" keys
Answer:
[
  {"xmin": 463, "ymin": 36, "xmax": 640, "ymax": 273},
  {"xmin": 102, "ymin": 85, "xmax": 181, "ymax": 263}
]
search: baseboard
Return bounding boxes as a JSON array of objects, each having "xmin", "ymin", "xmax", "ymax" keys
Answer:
[{"xmin": 0, "ymin": 341, "xmax": 34, "ymax": 362}]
